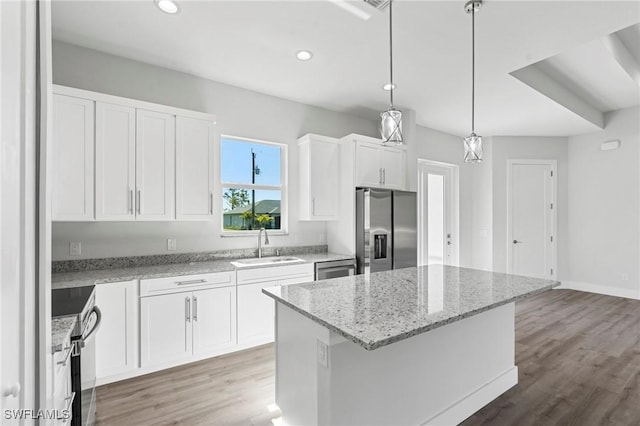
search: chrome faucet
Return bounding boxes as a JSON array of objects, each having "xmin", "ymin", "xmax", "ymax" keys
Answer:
[{"xmin": 258, "ymin": 228, "xmax": 269, "ymax": 258}]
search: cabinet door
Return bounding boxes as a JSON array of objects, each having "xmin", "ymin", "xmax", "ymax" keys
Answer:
[
  {"xmin": 237, "ymin": 281, "xmax": 278, "ymax": 346},
  {"xmin": 355, "ymin": 141, "xmax": 382, "ymax": 187},
  {"xmin": 192, "ymin": 286, "xmax": 236, "ymax": 356},
  {"xmin": 309, "ymin": 139, "xmax": 339, "ymax": 219},
  {"xmin": 95, "ymin": 102, "xmax": 136, "ymax": 220},
  {"xmin": 136, "ymin": 109, "xmax": 176, "ymax": 220},
  {"xmin": 176, "ymin": 116, "xmax": 215, "ymax": 220},
  {"xmin": 95, "ymin": 280, "xmax": 138, "ymax": 380},
  {"xmin": 140, "ymin": 292, "xmax": 192, "ymax": 367},
  {"xmin": 380, "ymin": 147, "xmax": 405, "ymax": 190},
  {"xmin": 52, "ymin": 95, "xmax": 95, "ymax": 221}
]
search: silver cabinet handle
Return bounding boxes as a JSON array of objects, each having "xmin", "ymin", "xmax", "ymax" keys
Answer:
[
  {"xmin": 185, "ymin": 297, "xmax": 191, "ymax": 322},
  {"xmin": 209, "ymin": 193, "xmax": 213, "ymax": 215},
  {"xmin": 513, "ymin": 240, "xmax": 523, "ymax": 244},
  {"xmin": 312, "ymin": 197, "xmax": 315, "ymax": 216},
  {"xmin": 193, "ymin": 296, "xmax": 198, "ymax": 322},
  {"xmin": 383, "ymin": 168, "xmax": 386, "ymax": 184},
  {"xmin": 379, "ymin": 168, "xmax": 382, "ymax": 184},
  {"xmin": 57, "ymin": 345, "xmax": 73, "ymax": 367},
  {"xmin": 176, "ymin": 279, "xmax": 207, "ymax": 286},
  {"xmin": 137, "ymin": 189, "xmax": 141, "ymax": 215},
  {"xmin": 128, "ymin": 189, "xmax": 133, "ymax": 214},
  {"xmin": 62, "ymin": 392, "xmax": 76, "ymax": 423}
]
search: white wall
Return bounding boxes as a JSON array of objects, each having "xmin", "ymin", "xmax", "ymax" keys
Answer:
[
  {"xmin": 51, "ymin": 41, "xmax": 379, "ymax": 260},
  {"xmin": 566, "ymin": 106, "xmax": 640, "ymax": 299},
  {"xmin": 491, "ymin": 136, "xmax": 569, "ymax": 279},
  {"xmin": 415, "ymin": 126, "xmax": 493, "ymax": 271}
]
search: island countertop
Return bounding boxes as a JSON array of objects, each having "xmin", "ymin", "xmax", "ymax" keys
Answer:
[{"xmin": 262, "ymin": 265, "xmax": 559, "ymax": 350}]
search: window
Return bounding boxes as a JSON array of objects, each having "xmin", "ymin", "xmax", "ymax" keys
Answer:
[{"xmin": 220, "ymin": 136, "xmax": 286, "ymax": 233}]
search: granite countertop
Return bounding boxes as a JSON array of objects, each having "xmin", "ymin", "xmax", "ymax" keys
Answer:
[
  {"xmin": 262, "ymin": 265, "xmax": 560, "ymax": 351},
  {"xmin": 52, "ymin": 252, "xmax": 354, "ymax": 289},
  {"xmin": 51, "ymin": 316, "xmax": 77, "ymax": 353}
]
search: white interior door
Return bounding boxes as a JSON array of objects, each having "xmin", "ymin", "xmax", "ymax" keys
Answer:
[
  {"xmin": 418, "ymin": 161, "xmax": 458, "ymax": 267},
  {"xmin": 508, "ymin": 160, "xmax": 556, "ymax": 279}
]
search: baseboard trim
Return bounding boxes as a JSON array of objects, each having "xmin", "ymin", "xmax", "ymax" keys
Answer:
[
  {"xmin": 560, "ymin": 281, "xmax": 640, "ymax": 300},
  {"xmin": 422, "ymin": 366, "xmax": 518, "ymax": 426}
]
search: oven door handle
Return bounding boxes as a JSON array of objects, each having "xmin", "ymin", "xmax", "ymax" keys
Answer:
[{"xmin": 81, "ymin": 306, "xmax": 102, "ymax": 344}]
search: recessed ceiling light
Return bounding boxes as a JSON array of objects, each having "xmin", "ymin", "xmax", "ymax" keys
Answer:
[
  {"xmin": 296, "ymin": 50, "xmax": 313, "ymax": 61},
  {"xmin": 155, "ymin": 0, "xmax": 179, "ymax": 14},
  {"xmin": 382, "ymin": 83, "xmax": 396, "ymax": 91}
]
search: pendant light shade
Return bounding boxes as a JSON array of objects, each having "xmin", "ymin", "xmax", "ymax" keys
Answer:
[
  {"xmin": 463, "ymin": 133, "xmax": 482, "ymax": 163},
  {"xmin": 380, "ymin": 0, "xmax": 403, "ymax": 146},
  {"xmin": 381, "ymin": 108, "xmax": 403, "ymax": 145},
  {"xmin": 463, "ymin": 0, "xmax": 482, "ymax": 163}
]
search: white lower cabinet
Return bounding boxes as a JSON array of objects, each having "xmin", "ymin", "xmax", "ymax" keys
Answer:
[
  {"xmin": 237, "ymin": 263, "xmax": 314, "ymax": 346},
  {"xmin": 95, "ymin": 280, "xmax": 139, "ymax": 383},
  {"xmin": 140, "ymin": 292, "xmax": 192, "ymax": 367},
  {"xmin": 237, "ymin": 281, "xmax": 279, "ymax": 346},
  {"xmin": 139, "ymin": 272, "xmax": 237, "ymax": 369},
  {"xmin": 94, "ymin": 264, "xmax": 316, "ymax": 384},
  {"xmin": 192, "ymin": 286, "xmax": 236, "ymax": 355},
  {"xmin": 51, "ymin": 335, "xmax": 73, "ymax": 425}
]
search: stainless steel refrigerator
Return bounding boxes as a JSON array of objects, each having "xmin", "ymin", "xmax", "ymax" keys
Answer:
[{"xmin": 355, "ymin": 188, "xmax": 417, "ymax": 274}]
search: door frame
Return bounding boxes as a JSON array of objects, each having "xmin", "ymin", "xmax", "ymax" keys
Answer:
[
  {"xmin": 506, "ymin": 159, "xmax": 557, "ymax": 279},
  {"xmin": 417, "ymin": 159, "xmax": 460, "ymax": 267}
]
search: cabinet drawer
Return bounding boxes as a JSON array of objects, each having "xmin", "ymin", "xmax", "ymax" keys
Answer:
[
  {"xmin": 237, "ymin": 263, "xmax": 314, "ymax": 285},
  {"xmin": 140, "ymin": 272, "xmax": 235, "ymax": 296}
]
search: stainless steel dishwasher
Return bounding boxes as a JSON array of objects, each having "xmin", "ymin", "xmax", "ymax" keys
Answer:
[{"xmin": 314, "ymin": 258, "xmax": 357, "ymax": 280}]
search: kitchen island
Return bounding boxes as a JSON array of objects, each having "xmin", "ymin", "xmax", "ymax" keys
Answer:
[{"xmin": 263, "ymin": 265, "xmax": 559, "ymax": 425}]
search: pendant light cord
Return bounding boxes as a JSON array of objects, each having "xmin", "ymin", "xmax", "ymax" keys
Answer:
[
  {"xmin": 471, "ymin": 6, "xmax": 475, "ymax": 133},
  {"xmin": 389, "ymin": 0, "xmax": 394, "ymax": 108}
]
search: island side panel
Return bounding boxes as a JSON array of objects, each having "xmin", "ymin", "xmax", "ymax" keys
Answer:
[
  {"xmin": 275, "ymin": 301, "xmax": 518, "ymax": 426},
  {"xmin": 275, "ymin": 302, "xmax": 335, "ymax": 426}
]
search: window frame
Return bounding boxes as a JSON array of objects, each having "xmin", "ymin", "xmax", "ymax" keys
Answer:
[{"xmin": 219, "ymin": 134, "xmax": 288, "ymax": 236}]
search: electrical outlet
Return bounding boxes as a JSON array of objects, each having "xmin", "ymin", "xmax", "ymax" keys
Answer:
[
  {"xmin": 621, "ymin": 273, "xmax": 629, "ymax": 281},
  {"xmin": 167, "ymin": 239, "xmax": 177, "ymax": 251},
  {"xmin": 317, "ymin": 340, "xmax": 329, "ymax": 368},
  {"xmin": 319, "ymin": 233, "xmax": 327, "ymax": 243},
  {"xmin": 69, "ymin": 242, "xmax": 82, "ymax": 256}
]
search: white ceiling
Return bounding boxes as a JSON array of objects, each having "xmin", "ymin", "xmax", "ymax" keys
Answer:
[{"xmin": 51, "ymin": 0, "xmax": 640, "ymax": 137}]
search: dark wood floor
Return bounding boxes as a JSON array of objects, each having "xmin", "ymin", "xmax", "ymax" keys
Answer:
[{"xmin": 96, "ymin": 289, "xmax": 640, "ymax": 425}]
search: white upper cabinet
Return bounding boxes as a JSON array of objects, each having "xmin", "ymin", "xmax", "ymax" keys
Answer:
[
  {"xmin": 298, "ymin": 134, "xmax": 340, "ymax": 221},
  {"xmin": 176, "ymin": 117, "xmax": 215, "ymax": 220},
  {"xmin": 350, "ymin": 135, "xmax": 406, "ymax": 190},
  {"xmin": 52, "ymin": 94, "xmax": 95, "ymax": 221},
  {"xmin": 95, "ymin": 102, "xmax": 136, "ymax": 221},
  {"xmin": 355, "ymin": 140, "xmax": 382, "ymax": 188},
  {"xmin": 52, "ymin": 85, "xmax": 216, "ymax": 222},
  {"xmin": 136, "ymin": 109, "xmax": 176, "ymax": 220},
  {"xmin": 379, "ymin": 146, "xmax": 405, "ymax": 190}
]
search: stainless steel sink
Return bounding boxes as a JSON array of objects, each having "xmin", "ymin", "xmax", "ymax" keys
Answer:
[{"xmin": 231, "ymin": 256, "xmax": 304, "ymax": 268}]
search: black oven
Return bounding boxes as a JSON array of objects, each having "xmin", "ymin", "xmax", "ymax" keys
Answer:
[{"xmin": 52, "ymin": 286, "xmax": 101, "ymax": 426}]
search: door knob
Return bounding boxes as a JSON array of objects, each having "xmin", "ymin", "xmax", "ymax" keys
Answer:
[{"xmin": 513, "ymin": 240, "xmax": 523, "ymax": 244}]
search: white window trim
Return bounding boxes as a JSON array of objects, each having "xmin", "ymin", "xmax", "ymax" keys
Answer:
[{"xmin": 219, "ymin": 134, "xmax": 288, "ymax": 236}]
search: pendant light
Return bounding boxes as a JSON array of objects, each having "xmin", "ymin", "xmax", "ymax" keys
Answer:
[
  {"xmin": 463, "ymin": 0, "xmax": 482, "ymax": 163},
  {"xmin": 380, "ymin": 0, "xmax": 403, "ymax": 145}
]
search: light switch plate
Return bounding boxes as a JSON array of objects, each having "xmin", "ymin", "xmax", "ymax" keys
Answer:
[
  {"xmin": 167, "ymin": 238, "xmax": 177, "ymax": 251},
  {"xmin": 69, "ymin": 242, "xmax": 82, "ymax": 256}
]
